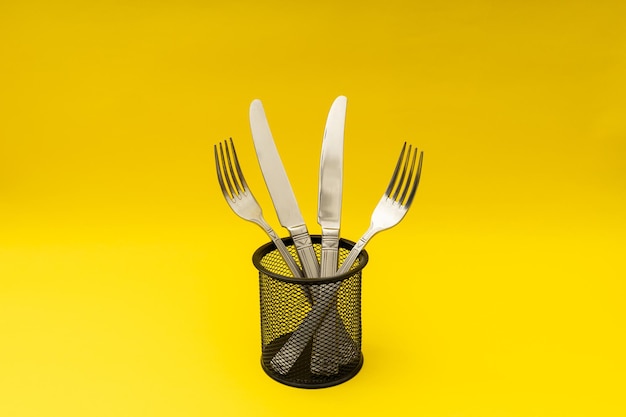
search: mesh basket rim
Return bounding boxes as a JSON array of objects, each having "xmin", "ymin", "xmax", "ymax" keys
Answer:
[{"xmin": 251, "ymin": 235, "xmax": 368, "ymax": 284}]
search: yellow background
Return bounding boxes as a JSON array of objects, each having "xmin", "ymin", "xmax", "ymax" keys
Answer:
[{"xmin": 1, "ymin": 1, "xmax": 625, "ymax": 416}]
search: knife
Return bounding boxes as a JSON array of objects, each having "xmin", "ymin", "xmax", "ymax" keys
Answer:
[
  {"xmin": 249, "ymin": 99, "xmax": 320, "ymax": 279},
  {"xmin": 312, "ymin": 95, "xmax": 354, "ymax": 375},
  {"xmin": 318, "ymin": 95, "xmax": 347, "ymax": 277}
]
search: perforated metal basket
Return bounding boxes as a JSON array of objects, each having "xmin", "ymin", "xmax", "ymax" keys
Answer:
[{"xmin": 252, "ymin": 235, "xmax": 368, "ymax": 388}]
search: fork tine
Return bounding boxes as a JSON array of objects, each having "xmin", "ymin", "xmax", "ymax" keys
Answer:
[
  {"xmin": 219, "ymin": 142, "xmax": 237, "ymax": 199},
  {"xmin": 405, "ymin": 150, "xmax": 424, "ymax": 208},
  {"xmin": 224, "ymin": 139, "xmax": 243, "ymax": 195},
  {"xmin": 385, "ymin": 142, "xmax": 407, "ymax": 197},
  {"xmin": 214, "ymin": 144, "xmax": 231, "ymax": 200},
  {"xmin": 229, "ymin": 137, "xmax": 249, "ymax": 192},
  {"xmin": 392, "ymin": 144, "xmax": 412, "ymax": 202},
  {"xmin": 399, "ymin": 147, "xmax": 417, "ymax": 204}
]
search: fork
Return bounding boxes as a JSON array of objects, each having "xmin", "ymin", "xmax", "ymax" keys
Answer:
[
  {"xmin": 214, "ymin": 138, "xmax": 304, "ymax": 279},
  {"xmin": 270, "ymin": 142, "xmax": 424, "ymax": 375}
]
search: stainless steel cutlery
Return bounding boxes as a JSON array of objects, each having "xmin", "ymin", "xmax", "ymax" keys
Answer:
[
  {"xmin": 214, "ymin": 97, "xmax": 424, "ymax": 378},
  {"xmin": 214, "ymin": 138, "xmax": 303, "ymax": 279},
  {"xmin": 313, "ymin": 95, "xmax": 354, "ymax": 375},
  {"xmin": 249, "ymin": 99, "xmax": 320, "ymax": 280},
  {"xmin": 318, "ymin": 95, "xmax": 347, "ymax": 277}
]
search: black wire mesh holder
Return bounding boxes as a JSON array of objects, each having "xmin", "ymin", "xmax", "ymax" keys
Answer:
[{"xmin": 252, "ymin": 235, "xmax": 368, "ymax": 389}]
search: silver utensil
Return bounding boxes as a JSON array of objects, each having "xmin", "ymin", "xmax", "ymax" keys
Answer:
[
  {"xmin": 312, "ymin": 95, "xmax": 355, "ymax": 375},
  {"xmin": 270, "ymin": 142, "xmax": 424, "ymax": 375},
  {"xmin": 334, "ymin": 142, "xmax": 423, "ymax": 276},
  {"xmin": 214, "ymin": 138, "xmax": 304, "ymax": 279},
  {"xmin": 318, "ymin": 95, "xmax": 347, "ymax": 277},
  {"xmin": 249, "ymin": 99, "xmax": 320, "ymax": 279}
]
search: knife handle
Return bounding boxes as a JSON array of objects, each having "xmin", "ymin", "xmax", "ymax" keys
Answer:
[
  {"xmin": 288, "ymin": 224, "xmax": 320, "ymax": 278},
  {"xmin": 320, "ymin": 228, "xmax": 340, "ymax": 277},
  {"xmin": 313, "ymin": 228, "xmax": 341, "ymax": 374},
  {"xmin": 315, "ymin": 228, "xmax": 359, "ymax": 374}
]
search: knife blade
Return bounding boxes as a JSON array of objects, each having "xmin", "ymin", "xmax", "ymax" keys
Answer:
[
  {"xmin": 249, "ymin": 99, "xmax": 320, "ymax": 279},
  {"xmin": 317, "ymin": 95, "xmax": 347, "ymax": 277}
]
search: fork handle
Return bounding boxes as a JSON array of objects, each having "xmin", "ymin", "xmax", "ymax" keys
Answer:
[
  {"xmin": 256, "ymin": 219, "xmax": 314, "ymax": 305},
  {"xmin": 262, "ymin": 225, "xmax": 303, "ymax": 279},
  {"xmin": 288, "ymin": 224, "xmax": 320, "ymax": 278}
]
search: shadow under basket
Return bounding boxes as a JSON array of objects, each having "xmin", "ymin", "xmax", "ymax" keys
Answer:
[{"xmin": 252, "ymin": 235, "xmax": 368, "ymax": 389}]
